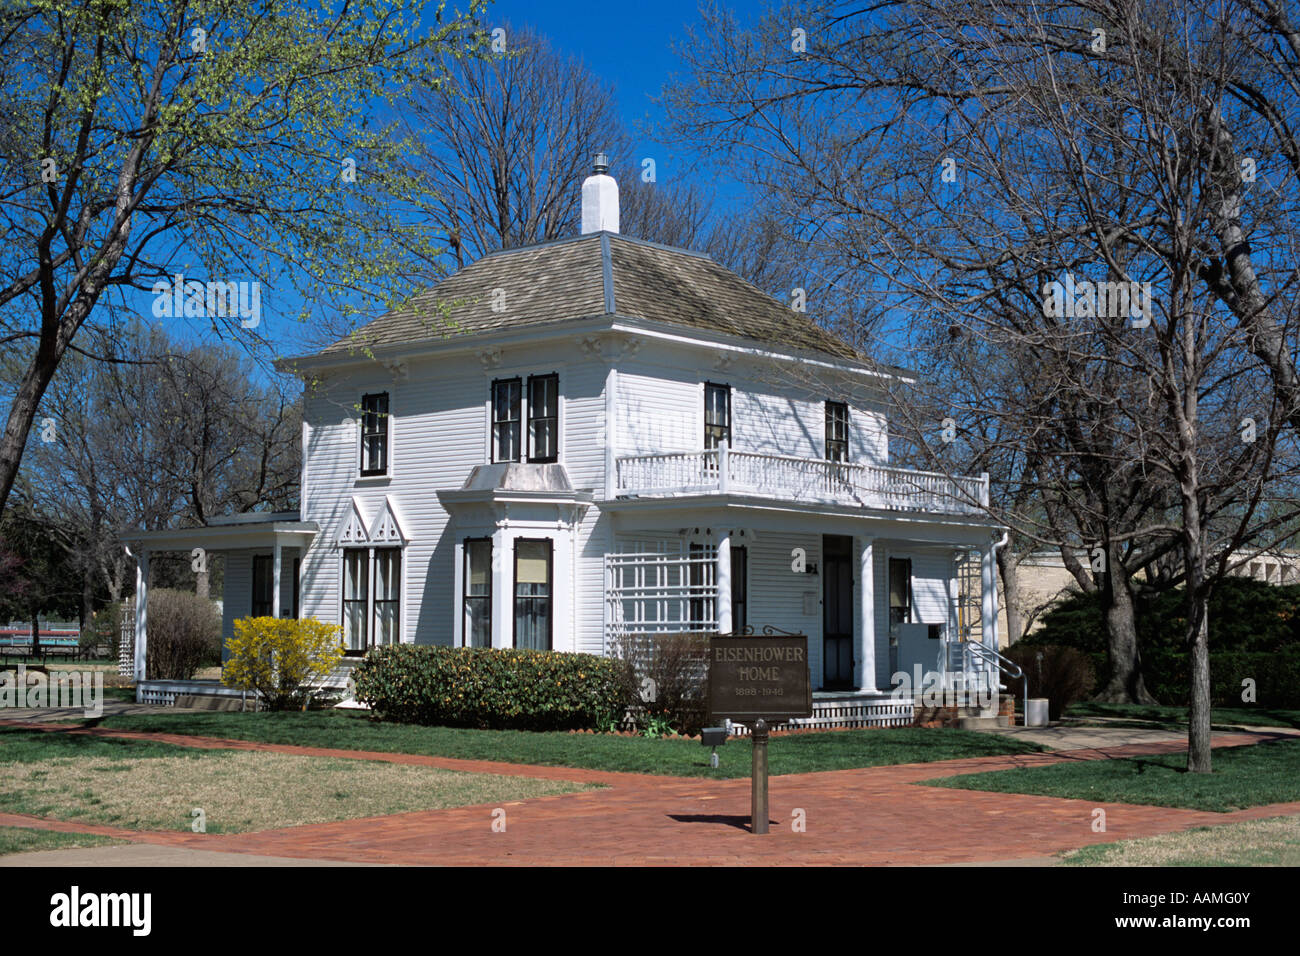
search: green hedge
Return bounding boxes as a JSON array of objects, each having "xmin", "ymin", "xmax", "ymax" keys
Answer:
[
  {"xmin": 352, "ymin": 645, "xmax": 633, "ymax": 731},
  {"xmin": 1133, "ymin": 647, "xmax": 1300, "ymax": 709}
]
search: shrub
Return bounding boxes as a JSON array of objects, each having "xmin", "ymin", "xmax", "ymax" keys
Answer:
[
  {"xmin": 1003, "ymin": 644, "xmax": 1095, "ymax": 721},
  {"xmin": 612, "ymin": 631, "xmax": 710, "ymax": 736},
  {"xmin": 352, "ymin": 645, "xmax": 633, "ymax": 731},
  {"xmin": 222, "ymin": 617, "xmax": 346, "ymax": 711},
  {"xmin": 146, "ymin": 589, "xmax": 222, "ymax": 680}
]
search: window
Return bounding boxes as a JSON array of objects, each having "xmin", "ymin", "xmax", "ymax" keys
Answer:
[
  {"xmin": 732, "ymin": 546, "xmax": 748, "ymax": 632},
  {"xmin": 527, "ymin": 373, "xmax": 559, "ymax": 462},
  {"xmin": 343, "ymin": 548, "xmax": 402, "ymax": 651},
  {"xmin": 360, "ymin": 393, "xmax": 389, "ymax": 475},
  {"xmin": 825, "ymin": 401, "xmax": 849, "ymax": 462},
  {"xmin": 463, "ymin": 538, "xmax": 492, "ymax": 648},
  {"xmin": 889, "ymin": 557, "xmax": 912, "ymax": 626},
  {"xmin": 252, "ymin": 555, "xmax": 273, "ymax": 617},
  {"xmin": 373, "ymin": 549, "xmax": 401, "ymax": 646},
  {"xmin": 704, "ymin": 383, "xmax": 731, "ymax": 449},
  {"xmin": 343, "ymin": 550, "xmax": 369, "ymax": 651},
  {"xmin": 688, "ymin": 542, "xmax": 714, "ymax": 627},
  {"xmin": 492, "ymin": 378, "xmax": 522, "ymax": 462},
  {"xmin": 513, "ymin": 539, "xmax": 552, "ymax": 650}
]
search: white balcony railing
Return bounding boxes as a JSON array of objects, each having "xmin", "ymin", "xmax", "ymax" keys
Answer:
[{"xmin": 614, "ymin": 447, "xmax": 988, "ymax": 515}]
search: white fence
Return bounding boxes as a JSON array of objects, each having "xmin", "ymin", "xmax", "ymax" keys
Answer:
[{"xmin": 616, "ymin": 448, "xmax": 987, "ymax": 515}]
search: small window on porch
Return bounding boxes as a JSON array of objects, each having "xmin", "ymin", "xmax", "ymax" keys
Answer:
[
  {"xmin": 704, "ymin": 382, "xmax": 731, "ymax": 449},
  {"xmin": 889, "ymin": 557, "xmax": 912, "ymax": 626},
  {"xmin": 252, "ymin": 555, "xmax": 273, "ymax": 618},
  {"xmin": 825, "ymin": 401, "xmax": 849, "ymax": 462},
  {"xmin": 732, "ymin": 545, "xmax": 747, "ymax": 632}
]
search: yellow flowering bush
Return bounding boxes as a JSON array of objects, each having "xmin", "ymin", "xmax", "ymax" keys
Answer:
[{"xmin": 223, "ymin": 617, "xmax": 345, "ymax": 711}]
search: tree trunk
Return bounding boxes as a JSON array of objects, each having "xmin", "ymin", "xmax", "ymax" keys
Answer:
[
  {"xmin": 1091, "ymin": 555, "xmax": 1157, "ymax": 704},
  {"xmin": 996, "ymin": 547, "xmax": 1024, "ymax": 644},
  {"xmin": 30, "ymin": 612, "xmax": 40, "ymax": 657},
  {"xmin": 1186, "ymin": 595, "xmax": 1212, "ymax": 773},
  {"xmin": 195, "ymin": 566, "xmax": 210, "ymax": 601}
]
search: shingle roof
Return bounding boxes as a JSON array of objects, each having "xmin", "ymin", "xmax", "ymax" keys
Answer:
[{"xmin": 320, "ymin": 232, "xmax": 861, "ymax": 362}]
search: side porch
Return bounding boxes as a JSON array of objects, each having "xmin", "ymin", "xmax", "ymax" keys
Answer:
[{"xmin": 602, "ymin": 500, "xmax": 1009, "ymax": 726}]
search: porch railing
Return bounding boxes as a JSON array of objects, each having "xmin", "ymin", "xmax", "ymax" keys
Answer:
[{"xmin": 615, "ymin": 448, "xmax": 987, "ymax": 515}]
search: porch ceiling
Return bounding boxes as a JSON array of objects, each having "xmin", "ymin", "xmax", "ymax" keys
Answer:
[{"xmin": 120, "ymin": 519, "xmax": 318, "ymax": 552}]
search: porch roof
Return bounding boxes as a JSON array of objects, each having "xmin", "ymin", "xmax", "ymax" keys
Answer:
[{"xmin": 121, "ymin": 512, "xmax": 318, "ymax": 552}]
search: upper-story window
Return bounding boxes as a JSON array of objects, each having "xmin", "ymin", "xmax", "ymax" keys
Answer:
[
  {"xmin": 492, "ymin": 378, "xmax": 522, "ymax": 462},
  {"xmin": 360, "ymin": 392, "xmax": 389, "ymax": 476},
  {"xmin": 704, "ymin": 382, "xmax": 731, "ymax": 449},
  {"xmin": 493, "ymin": 374, "xmax": 560, "ymax": 463},
  {"xmin": 528, "ymin": 373, "xmax": 559, "ymax": 462},
  {"xmin": 825, "ymin": 401, "xmax": 849, "ymax": 462}
]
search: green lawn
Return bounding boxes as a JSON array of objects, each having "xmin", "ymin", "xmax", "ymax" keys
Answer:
[
  {"xmin": 0, "ymin": 826, "xmax": 123, "ymax": 857},
  {"xmin": 91, "ymin": 709, "xmax": 1045, "ymax": 778},
  {"xmin": 0, "ymin": 726, "xmax": 595, "ymax": 833},
  {"xmin": 927, "ymin": 738, "xmax": 1300, "ymax": 811},
  {"xmin": 1062, "ymin": 815, "xmax": 1300, "ymax": 866},
  {"xmin": 1064, "ymin": 701, "xmax": 1300, "ymax": 729}
]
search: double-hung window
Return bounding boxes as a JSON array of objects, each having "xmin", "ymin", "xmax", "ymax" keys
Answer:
[
  {"xmin": 704, "ymin": 383, "xmax": 731, "ymax": 449},
  {"xmin": 342, "ymin": 548, "xmax": 402, "ymax": 652},
  {"xmin": 492, "ymin": 378, "xmax": 522, "ymax": 462},
  {"xmin": 252, "ymin": 555, "xmax": 274, "ymax": 618},
  {"xmin": 513, "ymin": 539, "xmax": 552, "ymax": 650},
  {"xmin": 889, "ymin": 557, "xmax": 913, "ymax": 627},
  {"xmin": 527, "ymin": 373, "xmax": 559, "ymax": 462},
  {"xmin": 463, "ymin": 538, "xmax": 492, "ymax": 648},
  {"xmin": 360, "ymin": 393, "xmax": 389, "ymax": 476},
  {"xmin": 492, "ymin": 374, "xmax": 560, "ymax": 463},
  {"xmin": 825, "ymin": 401, "xmax": 849, "ymax": 462}
]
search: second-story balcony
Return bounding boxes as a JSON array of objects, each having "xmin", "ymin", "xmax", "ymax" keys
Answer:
[{"xmin": 613, "ymin": 447, "xmax": 989, "ymax": 516}]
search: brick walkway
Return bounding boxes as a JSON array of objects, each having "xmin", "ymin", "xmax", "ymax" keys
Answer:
[{"xmin": 2, "ymin": 723, "xmax": 1298, "ymax": 865}]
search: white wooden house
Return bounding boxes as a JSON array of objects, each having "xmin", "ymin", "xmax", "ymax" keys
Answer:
[{"xmin": 124, "ymin": 159, "xmax": 1007, "ymax": 722}]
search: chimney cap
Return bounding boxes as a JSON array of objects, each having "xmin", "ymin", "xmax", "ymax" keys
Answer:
[{"xmin": 592, "ymin": 152, "xmax": 609, "ymax": 175}]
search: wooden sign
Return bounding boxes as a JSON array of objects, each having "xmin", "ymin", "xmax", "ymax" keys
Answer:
[{"xmin": 707, "ymin": 634, "xmax": 812, "ymax": 723}]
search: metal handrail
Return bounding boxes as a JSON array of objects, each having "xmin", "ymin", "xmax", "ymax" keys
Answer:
[{"xmin": 963, "ymin": 641, "xmax": 1027, "ymax": 726}]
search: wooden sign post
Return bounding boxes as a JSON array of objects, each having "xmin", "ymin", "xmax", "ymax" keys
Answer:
[{"xmin": 707, "ymin": 633, "xmax": 812, "ymax": 835}]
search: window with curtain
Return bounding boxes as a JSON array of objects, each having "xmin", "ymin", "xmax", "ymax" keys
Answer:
[
  {"xmin": 360, "ymin": 392, "xmax": 389, "ymax": 475},
  {"xmin": 252, "ymin": 555, "xmax": 273, "ymax": 617},
  {"xmin": 463, "ymin": 538, "xmax": 492, "ymax": 647},
  {"xmin": 513, "ymin": 539, "xmax": 552, "ymax": 650},
  {"xmin": 704, "ymin": 382, "xmax": 731, "ymax": 449},
  {"xmin": 527, "ymin": 373, "xmax": 559, "ymax": 462},
  {"xmin": 343, "ymin": 549, "xmax": 369, "ymax": 651},
  {"xmin": 492, "ymin": 378, "xmax": 522, "ymax": 462},
  {"xmin": 889, "ymin": 557, "xmax": 913, "ymax": 626},
  {"xmin": 825, "ymin": 401, "xmax": 849, "ymax": 462},
  {"xmin": 373, "ymin": 549, "xmax": 401, "ymax": 645}
]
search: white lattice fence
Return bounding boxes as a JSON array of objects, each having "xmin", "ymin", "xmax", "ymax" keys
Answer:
[{"xmin": 118, "ymin": 598, "xmax": 134, "ymax": 677}]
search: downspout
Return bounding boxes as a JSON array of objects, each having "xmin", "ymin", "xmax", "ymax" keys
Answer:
[{"xmin": 990, "ymin": 530, "xmax": 1022, "ymax": 723}]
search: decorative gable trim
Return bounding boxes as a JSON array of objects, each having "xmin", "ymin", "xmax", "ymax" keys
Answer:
[
  {"xmin": 338, "ymin": 497, "xmax": 370, "ymax": 546},
  {"xmin": 369, "ymin": 495, "xmax": 409, "ymax": 545}
]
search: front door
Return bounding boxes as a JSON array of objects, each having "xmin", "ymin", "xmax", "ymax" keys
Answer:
[{"xmin": 822, "ymin": 535, "xmax": 854, "ymax": 689}]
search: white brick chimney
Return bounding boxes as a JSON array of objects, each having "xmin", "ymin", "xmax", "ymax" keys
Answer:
[{"xmin": 580, "ymin": 153, "xmax": 619, "ymax": 234}]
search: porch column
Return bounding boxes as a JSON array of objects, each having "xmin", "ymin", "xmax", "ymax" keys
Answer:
[
  {"xmin": 605, "ymin": 368, "xmax": 618, "ymax": 497},
  {"xmin": 272, "ymin": 539, "xmax": 282, "ymax": 618},
  {"xmin": 134, "ymin": 550, "xmax": 150, "ymax": 684},
  {"xmin": 492, "ymin": 526, "xmax": 511, "ymax": 648},
  {"xmin": 716, "ymin": 529, "xmax": 732, "ymax": 633},
  {"xmin": 981, "ymin": 541, "xmax": 999, "ymax": 650},
  {"xmin": 857, "ymin": 536, "xmax": 878, "ymax": 692}
]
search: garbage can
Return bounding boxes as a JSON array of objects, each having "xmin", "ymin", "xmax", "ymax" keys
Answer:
[{"xmin": 1025, "ymin": 698, "xmax": 1050, "ymax": 727}]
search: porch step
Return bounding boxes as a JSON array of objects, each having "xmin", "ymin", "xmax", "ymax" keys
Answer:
[
  {"xmin": 174, "ymin": 692, "xmax": 254, "ymax": 712},
  {"xmin": 957, "ymin": 715, "xmax": 1012, "ymax": 730}
]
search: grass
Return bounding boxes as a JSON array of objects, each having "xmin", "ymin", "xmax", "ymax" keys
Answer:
[
  {"xmin": 1064, "ymin": 701, "xmax": 1300, "ymax": 730},
  {"xmin": 1062, "ymin": 815, "xmax": 1300, "ymax": 866},
  {"xmin": 927, "ymin": 737, "xmax": 1300, "ymax": 812},
  {"xmin": 89, "ymin": 709, "xmax": 1046, "ymax": 777},
  {"xmin": 0, "ymin": 826, "xmax": 124, "ymax": 857},
  {"xmin": 0, "ymin": 726, "xmax": 595, "ymax": 833}
]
